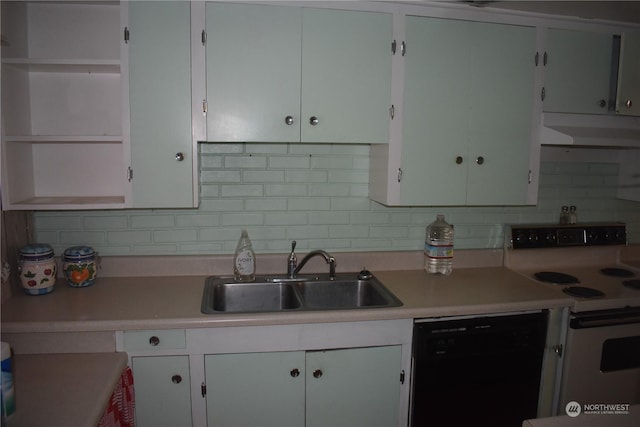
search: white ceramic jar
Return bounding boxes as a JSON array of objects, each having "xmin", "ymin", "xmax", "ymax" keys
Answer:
[
  {"xmin": 63, "ymin": 246, "xmax": 98, "ymax": 287},
  {"xmin": 18, "ymin": 244, "xmax": 57, "ymax": 295}
]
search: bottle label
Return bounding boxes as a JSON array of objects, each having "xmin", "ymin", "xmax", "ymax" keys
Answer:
[
  {"xmin": 424, "ymin": 243, "xmax": 453, "ymax": 259},
  {"xmin": 235, "ymin": 250, "xmax": 255, "ymax": 275}
]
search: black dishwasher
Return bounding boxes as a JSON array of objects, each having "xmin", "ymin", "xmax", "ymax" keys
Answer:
[{"xmin": 411, "ymin": 311, "xmax": 547, "ymax": 427}]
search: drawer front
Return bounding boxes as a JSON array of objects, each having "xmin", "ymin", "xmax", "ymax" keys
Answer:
[{"xmin": 123, "ymin": 329, "xmax": 186, "ymax": 351}]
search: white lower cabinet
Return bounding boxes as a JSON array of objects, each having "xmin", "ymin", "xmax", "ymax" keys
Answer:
[
  {"xmin": 118, "ymin": 321, "xmax": 412, "ymax": 427},
  {"xmin": 205, "ymin": 351, "xmax": 305, "ymax": 427},
  {"xmin": 132, "ymin": 355, "xmax": 192, "ymax": 427},
  {"xmin": 205, "ymin": 346, "xmax": 402, "ymax": 427}
]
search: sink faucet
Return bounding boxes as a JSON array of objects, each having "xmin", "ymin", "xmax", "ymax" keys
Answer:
[
  {"xmin": 287, "ymin": 242, "xmax": 336, "ymax": 280},
  {"xmin": 287, "ymin": 240, "xmax": 297, "ymax": 279}
]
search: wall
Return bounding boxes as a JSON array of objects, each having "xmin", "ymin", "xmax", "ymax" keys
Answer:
[{"xmin": 33, "ymin": 143, "xmax": 640, "ymax": 256}]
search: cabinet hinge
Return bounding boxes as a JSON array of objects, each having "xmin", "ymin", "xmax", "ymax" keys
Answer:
[
  {"xmin": 543, "ymin": 51, "xmax": 548, "ymax": 66},
  {"xmin": 389, "ymin": 104, "xmax": 395, "ymax": 120},
  {"xmin": 391, "ymin": 39, "xmax": 397, "ymax": 55},
  {"xmin": 400, "ymin": 370, "xmax": 406, "ymax": 384},
  {"xmin": 541, "ymin": 87, "xmax": 546, "ymax": 102},
  {"xmin": 534, "ymin": 52, "xmax": 539, "ymax": 66},
  {"xmin": 528, "ymin": 169, "xmax": 532, "ymax": 184},
  {"xmin": 124, "ymin": 27, "xmax": 130, "ymax": 44},
  {"xmin": 202, "ymin": 99, "xmax": 208, "ymax": 114},
  {"xmin": 401, "ymin": 41, "xmax": 406, "ymax": 57},
  {"xmin": 397, "ymin": 168, "xmax": 403, "ymax": 183},
  {"xmin": 201, "ymin": 30, "xmax": 207, "ymax": 45},
  {"xmin": 127, "ymin": 166, "xmax": 133, "ymax": 182},
  {"xmin": 201, "ymin": 382, "xmax": 207, "ymax": 397}
]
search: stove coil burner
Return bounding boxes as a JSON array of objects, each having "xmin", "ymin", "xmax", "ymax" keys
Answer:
[
  {"xmin": 623, "ymin": 279, "xmax": 640, "ymax": 290},
  {"xmin": 562, "ymin": 286, "xmax": 605, "ymax": 298},
  {"xmin": 534, "ymin": 271, "xmax": 579, "ymax": 285},
  {"xmin": 600, "ymin": 268, "xmax": 635, "ymax": 278}
]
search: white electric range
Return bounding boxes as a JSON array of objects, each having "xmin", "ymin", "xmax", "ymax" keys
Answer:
[{"xmin": 505, "ymin": 223, "xmax": 640, "ymax": 415}]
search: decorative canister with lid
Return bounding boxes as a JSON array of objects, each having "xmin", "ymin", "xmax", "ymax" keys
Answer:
[
  {"xmin": 18, "ymin": 244, "xmax": 57, "ymax": 295},
  {"xmin": 63, "ymin": 246, "xmax": 98, "ymax": 287}
]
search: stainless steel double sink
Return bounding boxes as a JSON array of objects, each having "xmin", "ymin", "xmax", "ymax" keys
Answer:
[{"xmin": 201, "ymin": 272, "xmax": 402, "ymax": 314}]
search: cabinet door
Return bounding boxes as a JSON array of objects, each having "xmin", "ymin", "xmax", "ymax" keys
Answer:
[
  {"xmin": 400, "ymin": 17, "xmax": 535, "ymax": 206},
  {"xmin": 306, "ymin": 346, "xmax": 402, "ymax": 427},
  {"xmin": 616, "ymin": 31, "xmax": 640, "ymax": 116},
  {"xmin": 301, "ymin": 8, "xmax": 392, "ymax": 143},
  {"xmin": 544, "ymin": 29, "xmax": 613, "ymax": 114},
  {"xmin": 132, "ymin": 356, "xmax": 192, "ymax": 427},
  {"xmin": 128, "ymin": 1, "xmax": 194, "ymax": 208},
  {"xmin": 206, "ymin": 3, "xmax": 301, "ymax": 142},
  {"xmin": 466, "ymin": 21, "xmax": 535, "ymax": 205},
  {"xmin": 205, "ymin": 351, "xmax": 305, "ymax": 427},
  {"xmin": 401, "ymin": 17, "xmax": 470, "ymax": 205}
]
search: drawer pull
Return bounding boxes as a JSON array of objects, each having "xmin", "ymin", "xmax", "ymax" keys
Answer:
[
  {"xmin": 149, "ymin": 336, "xmax": 160, "ymax": 346},
  {"xmin": 172, "ymin": 374, "xmax": 182, "ymax": 384}
]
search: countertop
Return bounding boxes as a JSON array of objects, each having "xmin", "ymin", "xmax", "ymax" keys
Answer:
[
  {"xmin": 1, "ymin": 266, "xmax": 573, "ymax": 333},
  {"xmin": 6, "ymin": 352, "xmax": 128, "ymax": 427}
]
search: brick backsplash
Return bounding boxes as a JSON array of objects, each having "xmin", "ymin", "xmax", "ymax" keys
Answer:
[{"xmin": 34, "ymin": 143, "xmax": 640, "ymax": 255}]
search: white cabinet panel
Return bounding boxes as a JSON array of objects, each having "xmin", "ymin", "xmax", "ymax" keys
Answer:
[
  {"xmin": 132, "ymin": 355, "xmax": 192, "ymax": 427},
  {"xmin": 306, "ymin": 346, "xmax": 402, "ymax": 427},
  {"xmin": 377, "ymin": 16, "xmax": 536, "ymax": 206},
  {"xmin": 617, "ymin": 31, "xmax": 640, "ymax": 116},
  {"xmin": 206, "ymin": 2, "xmax": 302, "ymax": 143},
  {"xmin": 301, "ymin": 8, "xmax": 392, "ymax": 144},
  {"xmin": 205, "ymin": 3, "xmax": 391, "ymax": 144},
  {"xmin": 204, "ymin": 346, "xmax": 401, "ymax": 427},
  {"xmin": 128, "ymin": 1, "xmax": 196, "ymax": 208},
  {"xmin": 205, "ymin": 351, "xmax": 305, "ymax": 427},
  {"xmin": 544, "ymin": 29, "xmax": 613, "ymax": 114}
]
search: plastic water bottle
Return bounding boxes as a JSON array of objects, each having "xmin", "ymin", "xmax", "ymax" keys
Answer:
[
  {"xmin": 424, "ymin": 215, "xmax": 454, "ymax": 275},
  {"xmin": 233, "ymin": 229, "xmax": 256, "ymax": 282}
]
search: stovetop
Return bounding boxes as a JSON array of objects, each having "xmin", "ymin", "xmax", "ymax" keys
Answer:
[{"xmin": 505, "ymin": 223, "xmax": 640, "ymax": 312}]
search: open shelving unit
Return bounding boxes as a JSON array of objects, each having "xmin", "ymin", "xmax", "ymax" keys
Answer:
[{"xmin": 1, "ymin": 1, "xmax": 129, "ymax": 210}]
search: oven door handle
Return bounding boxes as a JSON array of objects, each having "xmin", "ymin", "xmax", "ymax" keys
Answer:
[{"xmin": 571, "ymin": 314, "xmax": 640, "ymax": 329}]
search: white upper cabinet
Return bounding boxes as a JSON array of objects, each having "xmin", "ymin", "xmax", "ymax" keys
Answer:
[
  {"xmin": 543, "ymin": 28, "xmax": 614, "ymax": 114},
  {"xmin": 1, "ymin": 1, "xmax": 129, "ymax": 210},
  {"xmin": 616, "ymin": 31, "xmax": 640, "ymax": 116},
  {"xmin": 371, "ymin": 16, "xmax": 537, "ymax": 206},
  {"xmin": 205, "ymin": 2, "xmax": 392, "ymax": 143},
  {"xmin": 127, "ymin": 1, "xmax": 198, "ymax": 208},
  {"xmin": 205, "ymin": 2, "xmax": 301, "ymax": 143}
]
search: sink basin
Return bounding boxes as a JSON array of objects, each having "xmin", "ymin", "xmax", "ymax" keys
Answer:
[
  {"xmin": 201, "ymin": 273, "xmax": 402, "ymax": 314},
  {"xmin": 202, "ymin": 280, "xmax": 303, "ymax": 314},
  {"xmin": 297, "ymin": 279, "xmax": 400, "ymax": 309}
]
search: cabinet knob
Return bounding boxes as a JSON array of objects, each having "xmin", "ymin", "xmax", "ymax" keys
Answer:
[
  {"xmin": 455, "ymin": 156, "xmax": 463, "ymax": 165},
  {"xmin": 626, "ymin": 99, "xmax": 633, "ymax": 109},
  {"xmin": 309, "ymin": 116, "xmax": 319, "ymax": 126},
  {"xmin": 313, "ymin": 369, "xmax": 323, "ymax": 379},
  {"xmin": 476, "ymin": 156, "xmax": 485, "ymax": 165},
  {"xmin": 149, "ymin": 336, "xmax": 160, "ymax": 346},
  {"xmin": 553, "ymin": 344, "xmax": 563, "ymax": 358},
  {"xmin": 171, "ymin": 374, "xmax": 182, "ymax": 384},
  {"xmin": 175, "ymin": 152, "xmax": 185, "ymax": 162},
  {"xmin": 285, "ymin": 116, "xmax": 294, "ymax": 125},
  {"xmin": 599, "ymin": 99, "xmax": 607, "ymax": 108},
  {"xmin": 290, "ymin": 368, "xmax": 300, "ymax": 378}
]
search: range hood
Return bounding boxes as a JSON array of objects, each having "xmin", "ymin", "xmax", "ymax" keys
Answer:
[{"xmin": 541, "ymin": 112, "xmax": 640, "ymax": 147}]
